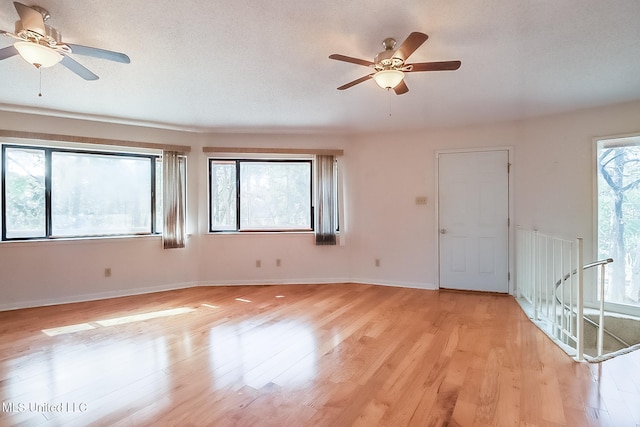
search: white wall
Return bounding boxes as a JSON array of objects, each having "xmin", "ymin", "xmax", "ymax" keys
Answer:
[
  {"xmin": 0, "ymin": 116, "xmax": 353, "ymax": 309},
  {"xmin": 346, "ymin": 100, "xmax": 640, "ymax": 289},
  {"xmin": 0, "ymin": 112, "xmax": 205, "ymax": 310},
  {"xmin": 0, "ymin": 237, "xmax": 199, "ymax": 308},
  {"xmin": 2, "ymin": 100, "xmax": 640, "ymax": 309},
  {"xmin": 195, "ymin": 132, "xmax": 353, "ymax": 286},
  {"xmin": 347, "ymin": 122, "xmax": 520, "ymax": 288}
]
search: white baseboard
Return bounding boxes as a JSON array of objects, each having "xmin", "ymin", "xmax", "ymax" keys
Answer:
[
  {"xmin": 0, "ymin": 281, "xmax": 198, "ymax": 312},
  {"xmin": 349, "ymin": 278, "xmax": 438, "ymax": 290},
  {"xmin": 197, "ymin": 278, "xmax": 352, "ymax": 287},
  {"xmin": 197, "ymin": 278, "xmax": 437, "ymax": 290},
  {"xmin": 1, "ymin": 279, "xmax": 438, "ymax": 311}
]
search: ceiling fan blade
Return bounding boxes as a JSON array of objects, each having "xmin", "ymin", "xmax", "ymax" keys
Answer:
[
  {"xmin": 60, "ymin": 55, "xmax": 99, "ymax": 80},
  {"xmin": 394, "ymin": 32, "xmax": 428, "ymax": 61},
  {"xmin": 67, "ymin": 43, "xmax": 131, "ymax": 64},
  {"xmin": 337, "ymin": 74, "xmax": 374, "ymax": 90},
  {"xmin": 1, "ymin": 29, "xmax": 22, "ymax": 42},
  {"xmin": 408, "ymin": 60, "xmax": 461, "ymax": 72},
  {"xmin": 329, "ymin": 54, "xmax": 374, "ymax": 67},
  {"xmin": 13, "ymin": 2, "xmax": 46, "ymax": 36},
  {"xmin": 0, "ymin": 45, "xmax": 19, "ymax": 61},
  {"xmin": 393, "ymin": 80, "xmax": 409, "ymax": 95}
]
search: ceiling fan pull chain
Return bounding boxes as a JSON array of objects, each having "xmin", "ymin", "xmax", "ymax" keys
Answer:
[
  {"xmin": 38, "ymin": 66, "xmax": 43, "ymax": 97},
  {"xmin": 388, "ymin": 88, "xmax": 393, "ymax": 117}
]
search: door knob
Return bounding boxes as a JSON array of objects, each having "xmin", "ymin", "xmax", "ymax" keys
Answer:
[{"xmin": 440, "ymin": 228, "xmax": 447, "ymax": 234}]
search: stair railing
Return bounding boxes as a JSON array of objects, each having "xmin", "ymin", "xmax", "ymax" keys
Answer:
[
  {"xmin": 583, "ymin": 258, "xmax": 622, "ymax": 356},
  {"xmin": 516, "ymin": 229, "xmax": 617, "ymax": 361},
  {"xmin": 552, "ymin": 259, "xmax": 622, "ymax": 357}
]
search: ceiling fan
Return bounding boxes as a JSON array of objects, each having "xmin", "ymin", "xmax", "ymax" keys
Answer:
[
  {"xmin": 329, "ymin": 32, "xmax": 460, "ymax": 95},
  {"xmin": 0, "ymin": 1, "xmax": 130, "ymax": 80}
]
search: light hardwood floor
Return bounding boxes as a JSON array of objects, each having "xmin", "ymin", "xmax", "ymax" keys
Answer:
[{"xmin": 1, "ymin": 284, "xmax": 639, "ymax": 426}]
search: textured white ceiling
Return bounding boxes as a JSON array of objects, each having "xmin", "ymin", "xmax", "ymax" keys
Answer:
[{"xmin": 0, "ymin": 0, "xmax": 639, "ymax": 133}]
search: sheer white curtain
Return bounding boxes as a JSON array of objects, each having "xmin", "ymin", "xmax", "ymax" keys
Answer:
[
  {"xmin": 162, "ymin": 151, "xmax": 186, "ymax": 249},
  {"xmin": 315, "ymin": 155, "xmax": 337, "ymax": 245}
]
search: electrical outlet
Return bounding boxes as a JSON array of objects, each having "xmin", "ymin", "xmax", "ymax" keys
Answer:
[
  {"xmin": 375, "ymin": 259, "xmax": 380, "ymax": 267},
  {"xmin": 104, "ymin": 267, "xmax": 112, "ymax": 278},
  {"xmin": 256, "ymin": 260, "xmax": 261, "ymax": 268},
  {"xmin": 415, "ymin": 196, "xmax": 428, "ymax": 205},
  {"xmin": 276, "ymin": 259, "xmax": 281, "ymax": 267}
]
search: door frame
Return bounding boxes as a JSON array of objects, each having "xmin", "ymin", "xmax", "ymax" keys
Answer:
[{"xmin": 435, "ymin": 146, "xmax": 515, "ymax": 294}]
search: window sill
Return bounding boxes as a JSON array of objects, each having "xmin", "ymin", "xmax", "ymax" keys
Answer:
[
  {"xmin": 207, "ymin": 230, "xmax": 315, "ymax": 236},
  {"xmin": 0, "ymin": 233, "xmax": 162, "ymax": 247}
]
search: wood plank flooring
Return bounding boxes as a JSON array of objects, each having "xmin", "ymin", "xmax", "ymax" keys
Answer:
[{"xmin": 1, "ymin": 284, "xmax": 639, "ymax": 426}]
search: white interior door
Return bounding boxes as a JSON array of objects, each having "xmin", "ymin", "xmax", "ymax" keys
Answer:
[{"xmin": 438, "ymin": 150, "xmax": 509, "ymax": 293}]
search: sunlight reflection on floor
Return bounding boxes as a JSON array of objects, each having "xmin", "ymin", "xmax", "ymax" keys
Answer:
[
  {"xmin": 41, "ymin": 307, "xmax": 196, "ymax": 336},
  {"xmin": 209, "ymin": 320, "xmax": 318, "ymax": 389}
]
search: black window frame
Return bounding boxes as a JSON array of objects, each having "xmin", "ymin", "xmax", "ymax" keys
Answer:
[
  {"xmin": 1, "ymin": 143, "xmax": 161, "ymax": 241},
  {"xmin": 208, "ymin": 158, "xmax": 314, "ymax": 233}
]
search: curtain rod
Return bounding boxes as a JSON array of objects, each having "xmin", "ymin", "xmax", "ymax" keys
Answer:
[
  {"xmin": 203, "ymin": 147, "xmax": 343, "ymax": 156},
  {"xmin": 0, "ymin": 130, "xmax": 191, "ymax": 153}
]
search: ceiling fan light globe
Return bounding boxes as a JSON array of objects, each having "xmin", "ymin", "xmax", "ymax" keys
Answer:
[
  {"xmin": 14, "ymin": 41, "xmax": 62, "ymax": 68},
  {"xmin": 373, "ymin": 69, "xmax": 404, "ymax": 89}
]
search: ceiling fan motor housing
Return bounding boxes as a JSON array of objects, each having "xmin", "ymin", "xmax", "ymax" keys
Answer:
[
  {"xmin": 374, "ymin": 38, "xmax": 405, "ymax": 71},
  {"xmin": 14, "ymin": 20, "xmax": 62, "ymax": 46}
]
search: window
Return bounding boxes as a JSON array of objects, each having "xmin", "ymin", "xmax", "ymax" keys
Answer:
[
  {"xmin": 1, "ymin": 144, "xmax": 161, "ymax": 240},
  {"xmin": 209, "ymin": 159, "xmax": 313, "ymax": 232},
  {"xmin": 596, "ymin": 136, "xmax": 640, "ymax": 311}
]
